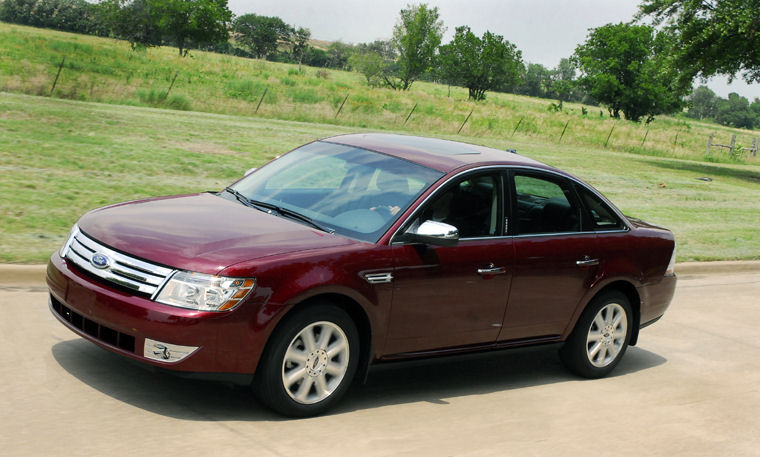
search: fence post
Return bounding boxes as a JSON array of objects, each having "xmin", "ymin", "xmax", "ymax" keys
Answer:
[
  {"xmin": 604, "ymin": 123, "xmax": 616, "ymax": 148},
  {"xmin": 165, "ymin": 71, "xmax": 179, "ymax": 99},
  {"xmin": 752, "ymin": 138, "xmax": 758, "ymax": 157},
  {"xmin": 558, "ymin": 120, "xmax": 569, "ymax": 143},
  {"xmin": 457, "ymin": 109, "xmax": 473, "ymax": 134},
  {"xmin": 50, "ymin": 56, "xmax": 65, "ymax": 96},
  {"xmin": 511, "ymin": 116, "xmax": 524, "ymax": 137},
  {"xmin": 706, "ymin": 133, "xmax": 713, "ymax": 157},
  {"xmin": 403, "ymin": 103, "xmax": 417, "ymax": 126},
  {"xmin": 729, "ymin": 134, "xmax": 736, "ymax": 156},
  {"xmin": 335, "ymin": 93, "xmax": 349, "ymax": 119},
  {"xmin": 641, "ymin": 128, "xmax": 649, "ymax": 147},
  {"xmin": 255, "ymin": 86, "xmax": 269, "ymax": 114}
]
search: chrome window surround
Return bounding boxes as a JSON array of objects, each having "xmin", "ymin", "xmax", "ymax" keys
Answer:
[
  {"xmin": 62, "ymin": 226, "xmax": 175, "ymax": 297},
  {"xmin": 389, "ymin": 165, "xmax": 631, "ymax": 244}
]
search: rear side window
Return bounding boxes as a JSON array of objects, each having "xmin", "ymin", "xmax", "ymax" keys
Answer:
[
  {"xmin": 578, "ymin": 187, "xmax": 624, "ymax": 230},
  {"xmin": 513, "ymin": 174, "xmax": 581, "ymax": 235}
]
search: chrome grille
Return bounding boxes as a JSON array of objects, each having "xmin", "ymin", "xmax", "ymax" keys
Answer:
[{"xmin": 63, "ymin": 226, "xmax": 174, "ymax": 296}]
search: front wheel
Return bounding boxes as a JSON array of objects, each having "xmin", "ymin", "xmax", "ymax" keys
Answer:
[
  {"xmin": 560, "ymin": 291, "xmax": 633, "ymax": 378},
  {"xmin": 254, "ymin": 304, "xmax": 359, "ymax": 417}
]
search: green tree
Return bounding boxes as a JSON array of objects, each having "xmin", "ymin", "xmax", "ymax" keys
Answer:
[
  {"xmin": 326, "ymin": 41, "xmax": 353, "ymax": 69},
  {"xmin": 548, "ymin": 58, "xmax": 582, "ymax": 102},
  {"xmin": 686, "ymin": 86, "xmax": 719, "ymax": 120},
  {"xmin": 518, "ymin": 63, "xmax": 552, "ymax": 98},
  {"xmin": 100, "ymin": 0, "xmax": 162, "ymax": 50},
  {"xmin": 573, "ymin": 22, "xmax": 688, "ymax": 122},
  {"xmin": 232, "ymin": 13, "xmax": 291, "ymax": 59},
  {"xmin": 348, "ymin": 50, "xmax": 387, "ymax": 86},
  {"xmin": 715, "ymin": 93, "xmax": 757, "ymax": 129},
  {"xmin": 156, "ymin": 0, "xmax": 231, "ymax": 56},
  {"xmin": 388, "ymin": 3, "xmax": 444, "ymax": 90},
  {"xmin": 639, "ymin": 0, "xmax": 760, "ymax": 83},
  {"xmin": 0, "ymin": 0, "xmax": 106, "ymax": 35},
  {"xmin": 291, "ymin": 27, "xmax": 311, "ymax": 71},
  {"xmin": 438, "ymin": 26, "xmax": 523, "ymax": 100}
]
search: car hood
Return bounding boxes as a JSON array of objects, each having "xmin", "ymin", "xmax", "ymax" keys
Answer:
[{"xmin": 77, "ymin": 193, "xmax": 358, "ymax": 274}]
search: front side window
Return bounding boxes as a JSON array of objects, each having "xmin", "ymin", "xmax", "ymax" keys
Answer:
[
  {"xmin": 411, "ymin": 173, "xmax": 501, "ymax": 238},
  {"xmin": 513, "ymin": 173, "xmax": 581, "ymax": 235},
  {"xmin": 231, "ymin": 141, "xmax": 443, "ymax": 242}
]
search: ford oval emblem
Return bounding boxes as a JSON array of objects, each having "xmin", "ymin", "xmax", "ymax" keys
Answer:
[{"xmin": 90, "ymin": 252, "xmax": 110, "ymax": 269}]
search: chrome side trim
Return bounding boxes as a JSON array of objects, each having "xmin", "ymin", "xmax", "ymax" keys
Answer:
[{"xmin": 364, "ymin": 272, "xmax": 394, "ymax": 284}]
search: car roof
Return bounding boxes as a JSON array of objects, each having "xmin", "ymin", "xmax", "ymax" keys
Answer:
[{"xmin": 322, "ymin": 133, "xmax": 551, "ymax": 173}]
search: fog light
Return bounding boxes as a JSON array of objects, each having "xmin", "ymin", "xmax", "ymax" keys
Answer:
[{"xmin": 143, "ymin": 338, "xmax": 199, "ymax": 363}]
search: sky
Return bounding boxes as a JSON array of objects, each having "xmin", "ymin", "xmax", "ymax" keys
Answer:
[{"xmin": 227, "ymin": 0, "xmax": 760, "ymax": 100}]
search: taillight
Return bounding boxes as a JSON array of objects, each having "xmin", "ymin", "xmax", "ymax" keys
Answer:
[{"xmin": 665, "ymin": 243, "xmax": 676, "ymax": 276}]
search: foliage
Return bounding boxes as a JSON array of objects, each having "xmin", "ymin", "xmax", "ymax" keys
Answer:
[
  {"xmin": 388, "ymin": 3, "xmax": 444, "ymax": 90},
  {"xmin": 715, "ymin": 93, "xmax": 757, "ymax": 129},
  {"xmin": 326, "ymin": 41, "xmax": 354, "ymax": 70},
  {"xmin": 438, "ymin": 26, "xmax": 523, "ymax": 101},
  {"xmin": 0, "ymin": 0, "xmax": 107, "ymax": 35},
  {"xmin": 100, "ymin": 0, "xmax": 162, "ymax": 50},
  {"xmin": 685, "ymin": 86, "xmax": 719, "ymax": 120},
  {"xmin": 348, "ymin": 50, "xmax": 388, "ymax": 86},
  {"xmin": 232, "ymin": 13, "xmax": 291, "ymax": 59},
  {"xmin": 573, "ymin": 22, "xmax": 689, "ymax": 122},
  {"xmin": 685, "ymin": 86, "xmax": 760, "ymax": 130},
  {"xmin": 155, "ymin": 0, "xmax": 231, "ymax": 57},
  {"xmin": 639, "ymin": 0, "xmax": 760, "ymax": 84},
  {"xmin": 290, "ymin": 26, "xmax": 310, "ymax": 70},
  {"xmin": 516, "ymin": 63, "xmax": 551, "ymax": 98}
]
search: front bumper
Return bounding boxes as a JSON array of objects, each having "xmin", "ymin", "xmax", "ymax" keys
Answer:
[{"xmin": 46, "ymin": 254, "xmax": 264, "ymax": 374}]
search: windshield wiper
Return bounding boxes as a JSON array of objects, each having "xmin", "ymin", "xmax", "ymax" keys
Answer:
[
  {"xmin": 223, "ymin": 187, "xmax": 261, "ymax": 211},
  {"xmin": 223, "ymin": 188, "xmax": 334, "ymax": 234}
]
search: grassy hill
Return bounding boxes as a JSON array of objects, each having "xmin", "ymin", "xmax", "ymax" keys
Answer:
[
  {"xmin": 2, "ymin": 22, "xmax": 759, "ymax": 164},
  {"xmin": 1, "ymin": 23, "xmax": 759, "ymax": 263}
]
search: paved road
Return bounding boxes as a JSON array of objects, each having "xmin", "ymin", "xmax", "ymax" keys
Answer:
[{"xmin": 1, "ymin": 271, "xmax": 758, "ymax": 457}]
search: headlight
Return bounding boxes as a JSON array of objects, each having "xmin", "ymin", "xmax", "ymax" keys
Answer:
[
  {"xmin": 59, "ymin": 225, "xmax": 79, "ymax": 258},
  {"xmin": 155, "ymin": 271, "xmax": 255, "ymax": 312}
]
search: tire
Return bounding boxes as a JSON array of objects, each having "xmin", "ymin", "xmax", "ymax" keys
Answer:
[
  {"xmin": 560, "ymin": 291, "xmax": 633, "ymax": 379},
  {"xmin": 254, "ymin": 304, "xmax": 359, "ymax": 417}
]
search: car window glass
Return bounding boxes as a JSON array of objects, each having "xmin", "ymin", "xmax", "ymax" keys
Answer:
[
  {"xmin": 579, "ymin": 187, "xmax": 623, "ymax": 230},
  {"xmin": 265, "ymin": 155, "xmax": 346, "ymax": 190},
  {"xmin": 415, "ymin": 174, "xmax": 500, "ymax": 238},
  {"xmin": 232, "ymin": 141, "xmax": 443, "ymax": 242},
  {"xmin": 514, "ymin": 174, "xmax": 580, "ymax": 235}
]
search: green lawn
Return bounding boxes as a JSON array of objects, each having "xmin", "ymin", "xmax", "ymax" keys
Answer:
[
  {"xmin": 2, "ymin": 22, "xmax": 760, "ymax": 165},
  {"xmin": 2, "ymin": 92, "xmax": 759, "ymax": 263}
]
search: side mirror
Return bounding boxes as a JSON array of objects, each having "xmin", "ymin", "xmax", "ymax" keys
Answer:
[
  {"xmin": 404, "ymin": 220, "xmax": 459, "ymax": 247},
  {"xmin": 244, "ymin": 167, "xmax": 257, "ymax": 177}
]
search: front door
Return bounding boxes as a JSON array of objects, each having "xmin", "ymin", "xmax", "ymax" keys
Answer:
[{"xmin": 384, "ymin": 172, "xmax": 512, "ymax": 355}]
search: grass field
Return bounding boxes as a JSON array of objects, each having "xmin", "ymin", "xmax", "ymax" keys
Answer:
[
  {"xmin": 2, "ymin": 92, "xmax": 759, "ymax": 263},
  {"xmin": 2, "ymin": 22, "xmax": 760, "ymax": 165}
]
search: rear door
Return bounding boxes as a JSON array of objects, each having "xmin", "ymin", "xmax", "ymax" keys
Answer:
[{"xmin": 498, "ymin": 171, "xmax": 600, "ymax": 341}]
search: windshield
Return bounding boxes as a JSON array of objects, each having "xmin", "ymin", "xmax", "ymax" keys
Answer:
[{"xmin": 230, "ymin": 141, "xmax": 444, "ymax": 242}]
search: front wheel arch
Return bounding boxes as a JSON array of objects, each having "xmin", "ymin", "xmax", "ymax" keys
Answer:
[{"xmin": 255, "ymin": 293, "xmax": 373, "ymax": 387}]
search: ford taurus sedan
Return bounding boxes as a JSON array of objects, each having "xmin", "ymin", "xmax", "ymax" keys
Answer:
[{"xmin": 47, "ymin": 133, "xmax": 676, "ymax": 416}]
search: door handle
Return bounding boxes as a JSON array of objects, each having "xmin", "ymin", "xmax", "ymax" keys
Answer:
[
  {"xmin": 576, "ymin": 256, "xmax": 600, "ymax": 267},
  {"xmin": 477, "ymin": 265, "xmax": 507, "ymax": 275}
]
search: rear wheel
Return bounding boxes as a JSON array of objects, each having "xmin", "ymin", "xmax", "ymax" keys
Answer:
[
  {"xmin": 560, "ymin": 291, "xmax": 632, "ymax": 378},
  {"xmin": 255, "ymin": 304, "xmax": 359, "ymax": 417}
]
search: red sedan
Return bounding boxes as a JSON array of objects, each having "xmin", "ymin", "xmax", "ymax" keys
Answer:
[{"xmin": 47, "ymin": 133, "xmax": 676, "ymax": 416}]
